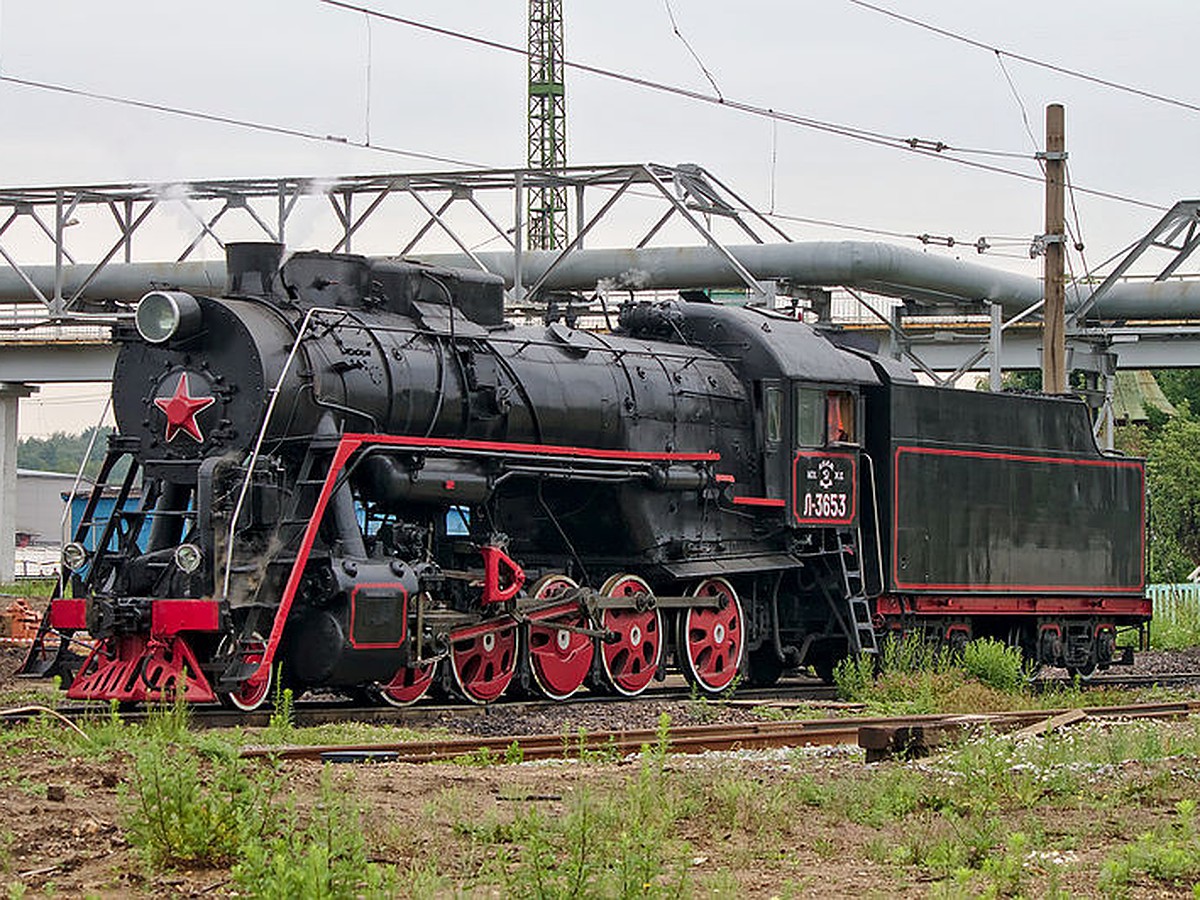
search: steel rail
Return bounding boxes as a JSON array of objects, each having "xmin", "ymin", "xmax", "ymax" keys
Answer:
[{"xmin": 241, "ymin": 700, "xmax": 1200, "ymax": 763}]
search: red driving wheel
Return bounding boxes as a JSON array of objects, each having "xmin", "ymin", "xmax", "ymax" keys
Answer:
[
  {"xmin": 527, "ymin": 575, "xmax": 593, "ymax": 701},
  {"xmin": 450, "ymin": 621, "xmax": 519, "ymax": 704},
  {"xmin": 598, "ymin": 574, "xmax": 663, "ymax": 697},
  {"xmin": 678, "ymin": 577, "xmax": 745, "ymax": 694},
  {"xmin": 376, "ymin": 660, "xmax": 437, "ymax": 707},
  {"xmin": 219, "ymin": 637, "xmax": 272, "ymax": 712}
]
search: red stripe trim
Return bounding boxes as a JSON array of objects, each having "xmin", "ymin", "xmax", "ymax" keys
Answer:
[
  {"xmin": 876, "ymin": 594, "xmax": 1151, "ymax": 617},
  {"xmin": 894, "ymin": 445, "xmax": 1145, "ymax": 469},
  {"xmin": 247, "ymin": 436, "xmax": 362, "ymax": 690},
  {"xmin": 732, "ymin": 496, "xmax": 787, "ymax": 508},
  {"xmin": 247, "ymin": 431, "xmax": 715, "ymax": 688},
  {"xmin": 714, "ymin": 473, "xmax": 736, "ymax": 484},
  {"xmin": 342, "ymin": 432, "xmax": 719, "ymax": 463}
]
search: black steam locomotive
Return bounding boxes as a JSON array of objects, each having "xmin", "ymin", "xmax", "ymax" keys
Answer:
[{"xmin": 40, "ymin": 244, "xmax": 1148, "ymax": 708}]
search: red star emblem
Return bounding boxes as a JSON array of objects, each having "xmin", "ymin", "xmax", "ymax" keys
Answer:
[{"xmin": 153, "ymin": 372, "xmax": 216, "ymax": 443}]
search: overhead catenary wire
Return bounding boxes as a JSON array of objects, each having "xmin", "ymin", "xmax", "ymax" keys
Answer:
[
  {"xmin": 0, "ymin": 6, "xmax": 1146, "ymax": 268},
  {"xmin": 318, "ymin": 1, "xmax": 1166, "ymax": 214},
  {"xmin": 0, "ymin": 77, "xmax": 1053, "ymax": 257},
  {"xmin": 845, "ymin": 0, "xmax": 1200, "ymax": 117},
  {"xmin": 0, "ymin": 64, "xmax": 1018, "ymax": 260},
  {"xmin": 0, "ymin": 3, "xmax": 1167, "ymax": 216},
  {"xmin": 662, "ymin": 0, "xmax": 723, "ymax": 101},
  {"xmin": 0, "ymin": 73, "xmax": 481, "ymax": 169},
  {"xmin": 992, "ymin": 48, "xmax": 1096, "ymax": 296}
]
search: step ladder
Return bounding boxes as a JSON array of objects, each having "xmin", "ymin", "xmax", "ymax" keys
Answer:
[{"xmin": 836, "ymin": 529, "xmax": 878, "ymax": 655}]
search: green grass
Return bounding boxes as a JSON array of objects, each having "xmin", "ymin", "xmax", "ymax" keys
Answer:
[
  {"xmin": 1149, "ymin": 598, "xmax": 1200, "ymax": 649},
  {"xmin": 1099, "ymin": 800, "xmax": 1200, "ymax": 895},
  {"xmin": 831, "ymin": 635, "xmax": 1165, "ymax": 715},
  {"xmin": 0, "ymin": 579, "xmax": 55, "ymax": 597},
  {"xmin": 6, "ymin": 694, "xmax": 1200, "ymax": 896}
]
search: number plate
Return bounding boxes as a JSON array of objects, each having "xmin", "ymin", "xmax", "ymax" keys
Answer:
[{"xmin": 792, "ymin": 452, "xmax": 857, "ymax": 526}]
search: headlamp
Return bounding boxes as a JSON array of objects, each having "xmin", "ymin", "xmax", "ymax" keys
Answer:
[{"xmin": 135, "ymin": 291, "xmax": 201, "ymax": 344}]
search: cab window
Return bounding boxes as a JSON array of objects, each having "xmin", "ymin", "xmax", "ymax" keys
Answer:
[
  {"xmin": 795, "ymin": 387, "xmax": 857, "ymax": 445},
  {"xmin": 795, "ymin": 388, "xmax": 824, "ymax": 446},
  {"xmin": 826, "ymin": 391, "xmax": 856, "ymax": 443},
  {"xmin": 765, "ymin": 386, "xmax": 782, "ymax": 445}
]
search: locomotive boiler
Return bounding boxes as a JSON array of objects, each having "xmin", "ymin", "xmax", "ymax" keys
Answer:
[{"xmin": 38, "ymin": 243, "xmax": 1149, "ymax": 709}]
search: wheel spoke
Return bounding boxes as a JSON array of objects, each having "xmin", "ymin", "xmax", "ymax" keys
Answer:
[
  {"xmin": 221, "ymin": 638, "xmax": 272, "ymax": 712},
  {"xmin": 376, "ymin": 660, "xmax": 437, "ymax": 707}
]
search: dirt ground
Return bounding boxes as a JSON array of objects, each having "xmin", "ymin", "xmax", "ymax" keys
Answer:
[{"xmin": 4, "ymin": 645, "xmax": 1200, "ymax": 897}]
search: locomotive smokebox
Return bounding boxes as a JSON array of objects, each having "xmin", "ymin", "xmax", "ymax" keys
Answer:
[{"xmin": 226, "ymin": 242, "xmax": 284, "ymax": 298}]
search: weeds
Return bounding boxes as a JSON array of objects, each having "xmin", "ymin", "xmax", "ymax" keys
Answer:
[
  {"xmin": 960, "ymin": 638, "xmax": 1031, "ymax": 692},
  {"xmin": 835, "ymin": 636, "xmax": 1039, "ymax": 713},
  {"xmin": 1099, "ymin": 800, "xmax": 1200, "ymax": 894},
  {"xmin": 231, "ymin": 769, "xmax": 397, "ymax": 899},
  {"xmin": 562, "ymin": 726, "xmax": 623, "ymax": 764},
  {"xmin": 264, "ymin": 680, "xmax": 294, "ymax": 743},
  {"xmin": 121, "ymin": 743, "xmax": 283, "ymax": 869}
]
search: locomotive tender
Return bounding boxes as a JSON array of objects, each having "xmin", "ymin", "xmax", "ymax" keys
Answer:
[{"xmin": 44, "ymin": 243, "xmax": 1148, "ymax": 708}]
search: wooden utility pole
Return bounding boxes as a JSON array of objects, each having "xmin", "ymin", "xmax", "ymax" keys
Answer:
[{"xmin": 1042, "ymin": 103, "xmax": 1067, "ymax": 393}]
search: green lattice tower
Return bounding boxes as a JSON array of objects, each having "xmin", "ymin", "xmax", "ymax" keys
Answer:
[{"xmin": 527, "ymin": 0, "xmax": 567, "ymax": 250}]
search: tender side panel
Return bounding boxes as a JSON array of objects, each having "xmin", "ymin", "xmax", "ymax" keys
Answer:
[
  {"xmin": 891, "ymin": 447, "xmax": 1144, "ymax": 593},
  {"xmin": 870, "ymin": 382, "xmax": 1146, "ymax": 597}
]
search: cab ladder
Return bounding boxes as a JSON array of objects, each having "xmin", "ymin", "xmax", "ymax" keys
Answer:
[{"xmin": 837, "ymin": 528, "xmax": 878, "ymax": 654}]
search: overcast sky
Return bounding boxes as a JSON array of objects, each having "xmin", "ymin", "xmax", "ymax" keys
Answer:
[{"xmin": 4, "ymin": 0, "xmax": 1198, "ymax": 435}]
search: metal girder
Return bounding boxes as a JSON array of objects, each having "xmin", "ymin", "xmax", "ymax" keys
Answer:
[
  {"xmin": 1069, "ymin": 200, "xmax": 1200, "ymax": 325},
  {"xmin": 0, "ymin": 342, "xmax": 116, "ymax": 382},
  {"xmin": 0, "ymin": 165, "xmax": 790, "ymax": 314},
  {"xmin": 861, "ymin": 323, "xmax": 1200, "ymax": 372}
]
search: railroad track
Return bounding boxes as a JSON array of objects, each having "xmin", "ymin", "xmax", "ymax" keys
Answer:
[
  {"xmin": 240, "ymin": 700, "xmax": 1200, "ymax": 764},
  {"xmin": 5, "ymin": 671, "xmax": 1200, "ymax": 730},
  {"xmin": 1035, "ymin": 671, "xmax": 1200, "ymax": 689},
  {"xmin": 0, "ymin": 678, "xmax": 841, "ymax": 729}
]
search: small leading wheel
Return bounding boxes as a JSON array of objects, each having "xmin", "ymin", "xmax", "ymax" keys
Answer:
[
  {"xmin": 677, "ymin": 577, "xmax": 745, "ymax": 694},
  {"xmin": 450, "ymin": 622, "xmax": 519, "ymax": 704},
  {"xmin": 218, "ymin": 636, "xmax": 272, "ymax": 712},
  {"xmin": 598, "ymin": 574, "xmax": 664, "ymax": 697},
  {"xmin": 527, "ymin": 575, "xmax": 593, "ymax": 701},
  {"xmin": 375, "ymin": 660, "xmax": 438, "ymax": 707}
]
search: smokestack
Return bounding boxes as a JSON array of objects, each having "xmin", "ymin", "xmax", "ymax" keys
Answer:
[{"xmin": 225, "ymin": 242, "xmax": 284, "ymax": 298}]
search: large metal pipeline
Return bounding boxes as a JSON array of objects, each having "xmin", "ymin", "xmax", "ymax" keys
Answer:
[{"xmin": 3, "ymin": 241, "xmax": 1199, "ymax": 320}]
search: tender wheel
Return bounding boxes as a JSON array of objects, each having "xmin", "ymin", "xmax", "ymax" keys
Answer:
[
  {"xmin": 218, "ymin": 637, "xmax": 272, "ymax": 712},
  {"xmin": 598, "ymin": 574, "xmax": 664, "ymax": 697},
  {"xmin": 527, "ymin": 575, "xmax": 593, "ymax": 701},
  {"xmin": 375, "ymin": 661, "xmax": 438, "ymax": 708},
  {"xmin": 677, "ymin": 577, "xmax": 745, "ymax": 694},
  {"xmin": 450, "ymin": 622, "xmax": 519, "ymax": 704}
]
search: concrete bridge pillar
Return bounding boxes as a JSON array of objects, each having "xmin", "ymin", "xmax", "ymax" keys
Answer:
[{"xmin": 0, "ymin": 383, "xmax": 36, "ymax": 582}]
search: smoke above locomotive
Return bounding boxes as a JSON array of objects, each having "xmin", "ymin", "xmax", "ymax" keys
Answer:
[{"xmin": 41, "ymin": 242, "xmax": 1149, "ymax": 709}]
